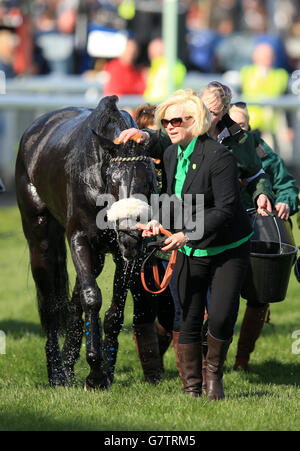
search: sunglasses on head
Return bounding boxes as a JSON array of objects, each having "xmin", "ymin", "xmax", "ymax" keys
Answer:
[
  {"xmin": 161, "ymin": 116, "xmax": 192, "ymax": 128},
  {"xmin": 208, "ymin": 81, "xmax": 232, "ymax": 96},
  {"xmin": 230, "ymin": 101, "xmax": 247, "ymax": 109}
]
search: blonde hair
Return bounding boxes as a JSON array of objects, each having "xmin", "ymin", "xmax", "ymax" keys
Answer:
[
  {"xmin": 155, "ymin": 89, "xmax": 211, "ymax": 136},
  {"xmin": 201, "ymin": 81, "xmax": 232, "ymax": 114}
]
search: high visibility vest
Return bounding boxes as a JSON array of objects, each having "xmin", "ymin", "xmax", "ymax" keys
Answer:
[
  {"xmin": 144, "ymin": 56, "xmax": 186, "ymax": 103},
  {"xmin": 240, "ymin": 65, "xmax": 288, "ymax": 133}
]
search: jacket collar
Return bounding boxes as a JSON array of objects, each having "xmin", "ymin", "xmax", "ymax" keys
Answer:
[
  {"xmin": 168, "ymin": 135, "xmax": 206, "ymax": 194},
  {"xmin": 181, "ymin": 136, "xmax": 206, "ymax": 195}
]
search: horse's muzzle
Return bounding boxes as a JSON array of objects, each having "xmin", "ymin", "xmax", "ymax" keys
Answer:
[{"xmin": 118, "ymin": 229, "xmax": 143, "ymax": 260}]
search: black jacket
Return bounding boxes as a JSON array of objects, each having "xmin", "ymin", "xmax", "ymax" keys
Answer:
[{"xmin": 160, "ymin": 134, "xmax": 252, "ymax": 250}]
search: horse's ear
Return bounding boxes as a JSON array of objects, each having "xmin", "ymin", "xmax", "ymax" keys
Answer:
[
  {"xmin": 90, "ymin": 96, "xmax": 122, "ymax": 136},
  {"xmin": 92, "ymin": 131, "xmax": 118, "ymax": 156}
]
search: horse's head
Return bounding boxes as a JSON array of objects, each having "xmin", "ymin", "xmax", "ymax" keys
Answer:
[
  {"xmin": 98, "ymin": 134, "xmax": 158, "ymax": 260},
  {"xmin": 89, "ymin": 96, "xmax": 159, "ymax": 260}
]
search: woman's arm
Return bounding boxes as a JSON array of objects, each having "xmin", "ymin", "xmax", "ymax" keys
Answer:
[
  {"xmin": 226, "ymin": 131, "xmax": 274, "ymax": 213},
  {"xmin": 116, "ymin": 128, "xmax": 171, "ymax": 160},
  {"xmin": 259, "ymin": 138, "xmax": 299, "ymax": 218}
]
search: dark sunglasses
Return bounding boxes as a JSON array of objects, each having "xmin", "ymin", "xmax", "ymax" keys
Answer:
[
  {"xmin": 230, "ymin": 101, "xmax": 247, "ymax": 109},
  {"xmin": 161, "ymin": 116, "xmax": 192, "ymax": 128}
]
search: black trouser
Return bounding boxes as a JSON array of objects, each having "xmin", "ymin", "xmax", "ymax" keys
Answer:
[
  {"xmin": 132, "ymin": 259, "xmax": 175, "ymax": 332},
  {"xmin": 176, "ymin": 241, "xmax": 250, "ymax": 343}
]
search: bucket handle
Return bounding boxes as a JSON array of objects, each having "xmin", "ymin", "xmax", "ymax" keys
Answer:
[{"xmin": 258, "ymin": 208, "xmax": 283, "ymax": 255}]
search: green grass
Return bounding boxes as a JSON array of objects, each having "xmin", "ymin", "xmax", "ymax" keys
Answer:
[{"xmin": 0, "ymin": 206, "xmax": 300, "ymax": 431}]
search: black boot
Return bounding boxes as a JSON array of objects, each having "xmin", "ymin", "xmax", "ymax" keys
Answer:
[{"xmin": 177, "ymin": 342, "xmax": 202, "ymax": 397}]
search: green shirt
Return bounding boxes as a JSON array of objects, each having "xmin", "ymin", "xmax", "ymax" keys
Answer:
[
  {"xmin": 174, "ymin": 137, "xmax": 197, "ymax": 199},
  {"xmin": 173, "ymin": 137, "xmax": 253, "ymax": 257}
]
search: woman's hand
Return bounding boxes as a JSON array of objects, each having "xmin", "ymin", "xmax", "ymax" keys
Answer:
[
  {"xmin": 140, "ymin": 220, "xmax": 161, "ymax": 237},
  {"xmin": 116, "ymin": 128, "xmax": 147, "ymax": 144},
  {"xmin": 275, "ymin": 202, "xmax": 290, "ymax": 220},
  {"xmin": 256, "ymin": 194, "xmax": 273, "ymax": 216},
  {"xmin": 139, "ymin": 222, "xmax": 188, "ymax": 251},
  {"xmin": 161, "ymin": 232, "xmax": 189, "ymax": 252}
]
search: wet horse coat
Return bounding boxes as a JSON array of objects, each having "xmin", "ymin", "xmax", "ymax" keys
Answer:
[{"xmin": 15, "ymin": 96, "xmax": 158, "ymax": 389}]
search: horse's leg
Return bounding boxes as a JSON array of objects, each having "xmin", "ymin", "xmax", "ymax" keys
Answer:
[
  {"xmin": 68, "ymin": 231, "xmax": 108, "ymax": 390},
  {"xmin": 62, "ymin": 254, "xmax": 105, "ymax": 383},
  {"xmin": 61, "ymin": 277, "xmax": 83, "ymax": 381},
  {"xmin": 31, "ymin": 219, "xmax": 68, "ymax": 387},
  {"xmin": 16, "ymin": 168, "xmax": 68, "ymax": 387},
  {"xmin": 102, "ymin": 254, "xmax": 133, "ymax": 385}
]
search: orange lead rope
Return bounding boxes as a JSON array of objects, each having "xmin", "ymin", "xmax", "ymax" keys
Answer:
[{"xmin": 137, "ymin": 224, "xmax": 178, "ymax": 294}]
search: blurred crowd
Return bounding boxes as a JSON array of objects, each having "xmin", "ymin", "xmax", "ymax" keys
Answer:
[
  {"xmin": 1, "ymin": 0, "xmax": 300, "ymax": 80},
  {"xmin": 0, "ymin": 0, "xmax": 299, "ymax": 156},
  {"xmin": 0, "ymin": 1, "xmax": 300, "ymax": 188}
]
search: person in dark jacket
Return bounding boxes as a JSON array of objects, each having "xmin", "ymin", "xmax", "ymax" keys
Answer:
[
  {"xmin": 229, "ymin": 101, "xmax": 300, "ymax": 371},
  {"xmin": 139, "ymin": 89, "xmax": 253, "ymax": 400}
]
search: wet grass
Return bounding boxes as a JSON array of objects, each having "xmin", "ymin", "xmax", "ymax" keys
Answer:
[{"xmin": 0, "ymin": 206, "xmax": 300, "ymax": 431}]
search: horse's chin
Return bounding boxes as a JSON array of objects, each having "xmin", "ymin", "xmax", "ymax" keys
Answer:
[
  {"xmin": 121, "ymin": 252, "xmax": 137, "ymax": 262},
  {"xmin": 118, "ymin": 230, "xmax": 143, "ymax": 261},
  {"xmin": 119, "ymin": 240, "xmax": 142, "ymax": 261}
]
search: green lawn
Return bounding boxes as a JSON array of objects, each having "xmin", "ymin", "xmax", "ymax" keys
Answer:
[{"xmin": 0, "ymin": 206, "xmax": 299, "ymax": 431}]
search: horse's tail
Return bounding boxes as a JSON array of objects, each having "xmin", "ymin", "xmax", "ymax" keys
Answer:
[{"xmin": 36, "ymin": 220, "xmax": 70, "ymax": 335}]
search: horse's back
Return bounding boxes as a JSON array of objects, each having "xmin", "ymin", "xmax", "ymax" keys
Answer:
[{"xmin": 18, "ymin": 107, "xmax": 91, "ymax": 176}]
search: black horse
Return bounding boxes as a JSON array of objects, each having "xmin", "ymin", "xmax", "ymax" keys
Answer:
[{"xmin": 15, "ymin": 95, "xmax": 159, "ymax": 390}]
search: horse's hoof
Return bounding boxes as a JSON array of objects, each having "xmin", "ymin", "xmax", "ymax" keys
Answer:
[
  {"xmin": 84, "ymin": 375, "xmax": 110, "ymax": 391},
  {"xmin": 49, "ymin": 377, "xmax": 67, "ymax": 388},
  {"xmin": 48, "ymin": 369, "xmax": 68, "ymax": 387}
]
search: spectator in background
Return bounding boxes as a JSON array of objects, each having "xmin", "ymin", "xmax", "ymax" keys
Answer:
[
  {"xmin": 0, "ymin": 28, "xmax": 17, "ymax": 78},
  {"xmin": 240, "ymin": 42, "xmax": 291, "ymax": 153},
  {"xmin": 0, "ymin": 1, "xmax": 35, "ymax": 76},
  {"xmin": 102, "ymin": 38, "xmax": 146, "ymax": 97},
  {"xmin": 144, "ymin": 37, "xmax": 186, "ymax": 103},
  {"xmin": 32, "ymin": 0, "xmax": 78, "ymax": 75}
]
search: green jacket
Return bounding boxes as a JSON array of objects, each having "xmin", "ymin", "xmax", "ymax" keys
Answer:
[{"xmin": 241, "ymin": 135, "xmax": 300, "ymax": 215}]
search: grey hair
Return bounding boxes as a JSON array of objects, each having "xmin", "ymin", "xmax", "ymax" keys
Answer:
[{"xmin": 200, "ymin": 81, "xmax": 233, "ymax": 114}]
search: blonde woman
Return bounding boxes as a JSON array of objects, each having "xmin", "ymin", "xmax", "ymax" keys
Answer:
[{"xmin": 119, "ymin": 90, "xmax": 253, "ymax": 399}]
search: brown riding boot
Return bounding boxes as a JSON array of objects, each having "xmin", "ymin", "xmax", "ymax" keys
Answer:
[
  {"xmin": 177, "ymin": 342, "xmax": 202, "ymax": 397},
  {"xmin": 172, "ymin": 331, "xmax": 181, "ymax": 376},
  {"xmin": 201, "ymin": 321, "xmax": 208, "ymax": 394},
  {"xmin": 233, "ymin": 304, "xmax": 269, "ymax": 372},
  {"xmin": 133, "ymin": 323, "xmax": 162, "ymax": 383},
  {"xmin": 156, "ymin": 321, "xmax": 172, "ymax": 372},
  {"xmin": 206, "ymin": 332, "xmax": 232, "ymax": 401}
]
